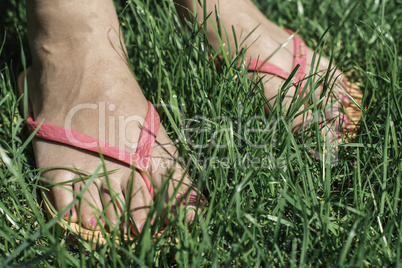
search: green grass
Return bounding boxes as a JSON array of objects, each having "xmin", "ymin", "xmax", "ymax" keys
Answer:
[{"xmin": 1, "ymin": 0, "xmax": 401, "ymax": 266}]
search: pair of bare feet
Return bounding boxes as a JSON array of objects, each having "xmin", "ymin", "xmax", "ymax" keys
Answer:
[{"xmin": 20, "ymin": 0, "xmax": 359, "ymax": 237}]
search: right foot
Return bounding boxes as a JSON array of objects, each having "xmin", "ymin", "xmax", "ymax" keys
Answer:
[
  {"xmin": 21, "ymin": 0, "xmax": 204, "ymax": 235},
  {"xmin": 176, "ymin": 0, "xmax": 362, "ymax": 140}
]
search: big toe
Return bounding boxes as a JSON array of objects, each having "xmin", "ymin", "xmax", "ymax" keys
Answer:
[{"xmin": 43, "ymin": 170, "xmax": 78, "ymax": 222}]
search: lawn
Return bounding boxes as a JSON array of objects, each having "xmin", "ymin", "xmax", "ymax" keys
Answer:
[{"xmin": 1, "ymin": 0, "xmax": 401, "ymax": 266}]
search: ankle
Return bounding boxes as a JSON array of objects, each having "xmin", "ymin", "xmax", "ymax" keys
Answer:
[{"xmin": 27, "ymin": 0, "xmax": 122, "ymax": 57}]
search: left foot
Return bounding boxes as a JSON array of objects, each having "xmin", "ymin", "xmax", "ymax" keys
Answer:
[{"xmin": 20, "ymin": 0, "xmax": 205, "ymax": 239}]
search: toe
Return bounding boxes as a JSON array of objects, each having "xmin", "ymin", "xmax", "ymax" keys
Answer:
[
  {"xmin": 333, "ymin": 77, "xmax": 353, "ymax": 107},
  {"xmin": 340, "ymin": 94, "xmax": 351, "ymax": 107},
  {"xmin": 150, "ymin": 128, "xmax": 207, "ymax": 223},
  {"xmin": 153, "ymin": 158, "xmax": 201, "ymax": 225},
  {"xmin": 121, "ymin": 171, "xmax": 154, "ymax": 235},
  {"xmin": 101, "ymin": 182, "xmax": 125, "ymax": 230},
  {"xmin": 45, "ymin": 170, "xmax": 78, "ymax": 222},
  {"xmin": 173, "ymin": 191, "xmax": 207, "ymax": 223},
  {"xmin": 74, "ymin": 180, "xmax": 104, "ymax": 230},
  {"xmin": 341, "ymin": 115, "xmax": 351, "ymax": 128}
]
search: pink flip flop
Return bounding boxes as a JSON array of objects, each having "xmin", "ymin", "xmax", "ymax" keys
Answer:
[
  {"xmin": 28, "ymin": 101, "xmax": 160, "ymax": 246},
  {"xmin": 28, "ymin": 101, "xmax": 160, "ymax": 197},
  {"xmin": 224, "ymin": 29, "xmax": 362, "ymax": 135},
  {"xmin": 29, "ymin": 100, "xmax": 207, "ymax": 246}
]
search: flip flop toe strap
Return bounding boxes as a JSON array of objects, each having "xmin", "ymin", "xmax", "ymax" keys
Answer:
[
  {"xmin": 245, "ymin": 29, "xmax": 307, "ymax": 95},
  {"xmin": 134, "ymin": 102, "xmax": 160, "ymax": 197}
]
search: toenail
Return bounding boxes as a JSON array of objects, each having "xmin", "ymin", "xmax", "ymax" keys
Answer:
[
  {"xmin": 189, "ymin": 192, "xmax": 198, "ymax": 203},
  {"xmin": 64, "ymin": 210, "xmax": 70, "ymax": 218},
  {"xmin": 343, "ymin": 116, "xmax": 350, "ymax": 122},
  {"xmin": 341, "ymin": 96, "xmax": 349, "ymax": 103},
  {"xmin": 172, "ymin": 193, "xmax": 183, "ymax": 206},
  {"xmin": 346, "ymin": 125, "xmax": 355, "ymax": 130},
  {"xmin": 138, "ymin": 221, "xmax": 146, "ymax": 233},
  {"xmin": 64, "ymin": 207, "xmax": 76, "ymax": 218},
  {"xmin": 174, "ymin": 192, "xmax": 206, "ymax": 209},
  {"xmin": 89, "ymin": 217, "xmax": 97, "ymax": 228}
]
